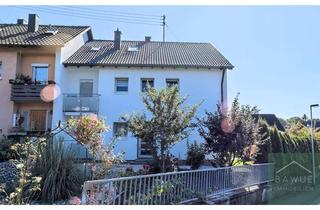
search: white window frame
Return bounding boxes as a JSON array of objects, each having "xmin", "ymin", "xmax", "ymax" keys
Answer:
[
  {"xmin": 115, "ymin": 78, "xmax": 129, "ymax": 93},
  {"xmin": 113, "ymin": 122, "xmax": 128, "ymax": 139},
  {"xmin": 166, "ymin": 78, "xmax": 179, "ymax": 88},
  {"xmin": 32, "ymin": 63, "xmax": 49, "ymax": 84},
  {"xmin": 141, "ymin": 78, "xmax": 155, "ymax": 92},
  {"xmin": 138, "ymin": 139, "xmax": 153, "ymax": 158}
]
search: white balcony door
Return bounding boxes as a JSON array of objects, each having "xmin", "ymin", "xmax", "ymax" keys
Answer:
[{"xmin": 80, "ymin": 79, "xmax": 93, "ymax": 97}]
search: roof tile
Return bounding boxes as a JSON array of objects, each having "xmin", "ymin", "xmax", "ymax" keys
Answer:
[
  {"xmin": 0, "ymin": 24, "xmax": 90, "ymax": 46},
  {"xmin": 63, "ymin": 40, "xmax": 233, "ymax": 69}
]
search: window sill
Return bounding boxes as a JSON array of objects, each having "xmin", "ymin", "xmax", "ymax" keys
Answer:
[
  {"xmin": 113, "ymin": 136, "xmax": 128, "ymax": 141},
  {"xmin": 115, "ymin": 91, "xmax": 129, "ymax": 95}
]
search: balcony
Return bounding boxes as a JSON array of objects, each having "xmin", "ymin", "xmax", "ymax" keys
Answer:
[
  {"xmin": 11, "ymin": 84, "xmax": 46, "ymax": 102},
  {"xmin": 63, "ymin": 94, "xmax": 100, "ymax": 115}
]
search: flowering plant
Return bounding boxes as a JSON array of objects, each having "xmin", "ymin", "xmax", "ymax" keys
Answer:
[{"xmin": 67, "ymin": 114, "xmax": 123, "ymax": 179}]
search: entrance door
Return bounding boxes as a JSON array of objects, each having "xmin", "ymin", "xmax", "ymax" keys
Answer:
[{"xmin": 29, "ymin": 110, "xmax": 47, "ymax": 131}]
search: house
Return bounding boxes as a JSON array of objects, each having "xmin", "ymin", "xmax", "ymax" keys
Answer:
[
  {"xmin": 253, "ymin": 114, "xmax": 285, "ymax": 131},
  {"xmin": 0, "ymin": 14, "xmax": 92, "ymax": 137},
  {"xmin": 57, "ymin": 29, "xmax": 234, "ymax": 160}
]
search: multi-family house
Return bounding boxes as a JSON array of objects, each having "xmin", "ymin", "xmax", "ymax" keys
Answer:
[
  {"xmin": 58, "ymin": 29, "xmax": 234, "ymax": 160},
  {"xmin": 0, "ymin": 14, "xmax": 92, "ymax": 138}
]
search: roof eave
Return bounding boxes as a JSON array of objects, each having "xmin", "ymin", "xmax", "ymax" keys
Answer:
[{"xmin": 63, "ymin": 63, "xmax": 234, "ymax": 69}]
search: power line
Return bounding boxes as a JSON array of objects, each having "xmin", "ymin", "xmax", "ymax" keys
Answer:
[
  {"xmin": 11, "ymin": 6, "xmax": 162, "ymax": 26},
  {"xmin": 12, "ymin": 6, "xmax": 161, "ymax": 25},
  {"xmin": 166, "ymin": 23, "xmax": 181, "ymax": 42},
  {"xmin": 40, "ymin": 6, "xmax": 161, "ymax": 23},
  {"xmin": 58, "ymin": 6, "xmax": 161, "ymax": 20}
]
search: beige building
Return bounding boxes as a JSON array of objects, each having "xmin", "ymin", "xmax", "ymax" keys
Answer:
[{"xmin": 0, "ymin": 14, "xmax": 92, "ymax": 137}]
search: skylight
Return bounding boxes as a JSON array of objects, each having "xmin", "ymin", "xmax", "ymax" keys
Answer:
[
  {"xmin": 45, "ymin": 29, "xmax": 58, "ymax": 35},
  {"xmin": 90, "ymin": 47, "xmax": 101, "ymax": 51},
  {"xmin": 128, "ymin": 46, "xmax": 139, "ymax": 52}
]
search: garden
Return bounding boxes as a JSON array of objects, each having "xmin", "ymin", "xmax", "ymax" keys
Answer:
[{"xmin": 0, "ymin": 85, "xmax": 318, "ymax": 205}]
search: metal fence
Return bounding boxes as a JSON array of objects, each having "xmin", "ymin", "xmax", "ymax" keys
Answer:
[{"xmin": 81, "ymin": 163, "xmax": 274, "ymax": 205}]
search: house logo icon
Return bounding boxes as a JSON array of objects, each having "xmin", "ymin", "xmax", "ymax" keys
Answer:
[{"xmin": 276, "ymin": 161, "xmax": 312, "ymax": 175}]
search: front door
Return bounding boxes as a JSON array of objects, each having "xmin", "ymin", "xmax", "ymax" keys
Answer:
[{"xmin": 29, "ymin": 110, "xmax": 47, "ymax": 131}]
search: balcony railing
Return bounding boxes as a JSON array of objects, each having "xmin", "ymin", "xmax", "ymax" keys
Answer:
[
  {"xmin": 63, "ymin": 94, "xmax": 100, "ymax": 114},
  {"xmin": 11, "ymin": 84, "xmax": 46, "ymax": 102}
]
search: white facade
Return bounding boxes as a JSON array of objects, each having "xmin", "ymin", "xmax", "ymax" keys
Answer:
[
  {"xmin": 54, "ymin": 65, "xmax": 228, "ymax": 160},
  {"xmin": 51, "ymin": 30, "xmax": 91, "ymax": 129}
]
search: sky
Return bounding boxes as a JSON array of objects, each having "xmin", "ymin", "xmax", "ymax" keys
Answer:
[{"xmin": 1, "ymin": 5, "xmax": 320, "ymax": 119}]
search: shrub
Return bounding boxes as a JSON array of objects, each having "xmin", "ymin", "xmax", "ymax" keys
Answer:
[
  {"xmin": 186, "ymin": 141, "xmax": 205, "ymax": 169},
  {"xmin": 67, "ymin": 114, "xmax": 124, "ymax": 180},
  {"xmin": 0, "ymin": 137, "xmax": 18, "ymax": 162},
  {"xmin": 0, "ymin": 138, "xmax": 45, "ymax": 204},
  {"xmin": 197, "ymin": 95, "xmax": 262, "ymax": 166},
  {"xmin": 13, "ymin": 74, "xmax": 32, "ymax": 85},
  {"xmin": 33, "ymin": 138, "xmax": 84, "ymax": 203}
]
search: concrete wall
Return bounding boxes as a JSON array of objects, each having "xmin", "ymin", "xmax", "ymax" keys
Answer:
[
  {"xmin": 0, "ymin": 50, "xmax": 18, "ymax": 135},
  {"xmin": 60, "ymin": 66, "xmax": 226, "ymax": 160}
]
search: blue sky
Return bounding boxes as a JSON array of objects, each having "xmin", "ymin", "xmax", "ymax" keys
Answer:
[{"xmin": 1, "ymin": 6, "xmax": 320, "ymax": 119}]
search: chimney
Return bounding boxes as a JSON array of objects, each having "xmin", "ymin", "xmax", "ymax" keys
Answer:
[
  {"xmin": 114, "ymin": 28, "xmax": 121, "ymax": 50},
  {"xmin": 145, "ymin": 36, "xmax": 151, "ymax": 42},
  {"xmin": 17, "ymin": 19, "xmax": 26, "ymax": 25},
  {"xmin": 27, "ymin": 14, "xmax": 39, "ymax": 32}
]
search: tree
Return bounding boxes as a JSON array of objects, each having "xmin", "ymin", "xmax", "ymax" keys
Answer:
[
  {"xmin": 286, "ymin": 116, "xmax": 306, "ymax": 127},
  {"xmin": 278, "ymin": 118, "xmax": 287, "ymax": 129},
  {"xmin": 125, "ymin": 85, "xmax": 199, "ymax": 172},
  {"xmin": 197, "ymin": 95, "xmax": 262, "ymax": 166}
]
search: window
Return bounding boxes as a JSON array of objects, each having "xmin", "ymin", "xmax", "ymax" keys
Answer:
[
  {"xmin": 141, "ymin": 78, "xmax": 154, "ymax": 92},
  {"xmin": 0, "ymin": 62, "xmax": 2, "ymax": 80},
  {"xmin": 139, "ymin": 139, "xmax": 152, "ymax": 157},
  {"xmin": 80, "ymin": 79, "xmax": 93, "ymax": 97},
  {"xmin": 115, "ymin": 78, "xmax": 128, "ymax": 92},
  {"xmin": 113, "ymin": 122, "xmax": 128, "ymax": 138},
  {"xmin": 32, "ymin": 65, "xmax": 48, "ymax": 84},
  {"xmin": 166, "ymin": 79, "xmax": 179, "ymax": 88}
]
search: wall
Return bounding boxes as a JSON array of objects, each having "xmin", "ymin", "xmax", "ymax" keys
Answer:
[
  {"xmin": 19, "ymin": 54, "xmax": 55, "ymax": 80},
  {"xmin": 51, "ymin": 30, "xmax": 90, "ymax": 129},
  {"xmin": 0, "ymin": 50, "xmax": 18, "ymax": 135},
  {"xmin": 61, "ymin": 66, "xmax": 226, "ymax": 160}
]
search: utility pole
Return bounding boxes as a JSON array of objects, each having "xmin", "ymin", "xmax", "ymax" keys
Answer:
[
  {"xmin": 162, "ymin": 15, "xmax": 166, "ymax": 42},
  {"xmin": 310, "ymin": 104, "xmax": 319, "ymax": 185}
]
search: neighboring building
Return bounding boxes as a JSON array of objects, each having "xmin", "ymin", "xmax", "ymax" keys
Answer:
[
  {"xmin": 253, "ymin": 114, "xmax": 285, "ymax": 131},
  {"xmin": 0, "ymin": 14, "xmax": 92, "ymax": 137},
  {"xmin": 59, "ymin": 29, "xmax": 234, "ymax": 160}
]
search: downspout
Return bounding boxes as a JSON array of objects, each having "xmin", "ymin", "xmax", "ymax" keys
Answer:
[{"xmin": 220, "ymin": 68, "xmax": 226, "ymax": 104}]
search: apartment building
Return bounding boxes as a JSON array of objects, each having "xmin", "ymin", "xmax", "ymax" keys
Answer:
[
  {"xmin": 59, "ymin": 29, "xmax": 234, "ymax": 160},
  {"xmin": 0, "ymin": 14, "xmax": 92, "ymax": 137}
]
